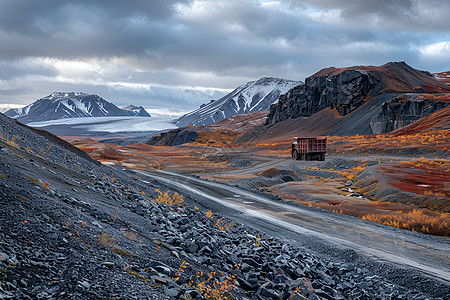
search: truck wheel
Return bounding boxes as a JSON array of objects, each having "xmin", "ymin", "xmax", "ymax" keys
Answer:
[{"xmin": 292, "ymin": 150, "xmax": 299, "ymax": 160}]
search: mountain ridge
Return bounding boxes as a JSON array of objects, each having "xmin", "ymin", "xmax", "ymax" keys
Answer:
[
  {"xmin": 5, "ymin": 92, "xmax": 150, "ymax": 123},
  {"xmin": 176, "ymin": 77, "xmax": 302, "ymax": 127}
]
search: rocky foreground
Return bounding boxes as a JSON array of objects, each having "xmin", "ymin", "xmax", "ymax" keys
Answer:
[{"xmin": 0, "ymin": 112, "xmax": 446, "ymax": 299}]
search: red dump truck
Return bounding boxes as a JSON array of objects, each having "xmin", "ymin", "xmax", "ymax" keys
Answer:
[{"xmin": 291, "ymin": 136, "xmax": 327, "ymax": 161}]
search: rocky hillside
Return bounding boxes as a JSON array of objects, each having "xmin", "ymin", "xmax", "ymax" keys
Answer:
[
  {"xmin": 5, "ymin": 92, "xmax": 150, "ymax": 123},
  {"xmin": 265, "ymin": 62, "xmax": 450, "ymax": 134},
  {"xmin": 434, "ymin": 71, "xmax": 450, "ymax": 86},
  {"xmin": 176, "ymin": 77, "xmax": 302, "ymax": 127}
]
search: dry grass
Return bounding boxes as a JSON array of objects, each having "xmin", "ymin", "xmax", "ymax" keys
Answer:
[
  {"xmin": 362, "ymin": 209, "xmax": 449, "ymax": 236},
  {"xmin": 153, "ymin": 189, "xmax": 184, "ymax": 206},
  {"xmin": 70, "ymin": 130, "xmax": 449, "ymax": 236},
  {"xmin": 329, "ymin": 129, "xmax": 450, "ymax": 152}
]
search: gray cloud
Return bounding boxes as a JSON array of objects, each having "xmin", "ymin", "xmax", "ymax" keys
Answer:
[
  {"xmin": 0, "ymin": 0, "xmax": 449, "ymax": 110},
  {"xmin": 284, "ymin": 0, "xmax": 450, "ymax": 31}
]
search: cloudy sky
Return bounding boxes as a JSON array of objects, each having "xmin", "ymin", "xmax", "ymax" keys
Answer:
[{"xmin": 0, "ymin": 0, "xmax": 449, "ymax": 116}]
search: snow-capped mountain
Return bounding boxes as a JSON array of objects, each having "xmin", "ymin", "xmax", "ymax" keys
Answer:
[
  {"xmin": 176, "ymin": 77, "xmax": 302, "ymax": 127},
  {"xmin": 5, "ymin": 92, "xmax": 150, "ymax": 123},
  {"xmin": 120, "ymin": 105, "xmax": 150, "ymax": 117}
]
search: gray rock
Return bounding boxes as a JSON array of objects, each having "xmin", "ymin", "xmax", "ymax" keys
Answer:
[
  {"xmin": 155, "ymin": 277, "xmax": 167, "ymax": 285},
  {"xmin": 100, "ymin": 261, "xmax": 114, "ymax": 268},
  {"xmin": 257, "ymin": 286, "xmax": 281, "ymax": 299},
  {"xmin": 79, "ymin": 280, "xmax": 90, "ymax": 289}
]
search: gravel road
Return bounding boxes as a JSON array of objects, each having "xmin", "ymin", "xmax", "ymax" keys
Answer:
[{"xmin": 133, "ymin": 169, "xmax": 450, "ymax": 298}]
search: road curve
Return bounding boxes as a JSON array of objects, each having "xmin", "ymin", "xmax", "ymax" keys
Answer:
[{"xmin": 133, "ymin": 169, "xmax": 450, "ymax": 283}]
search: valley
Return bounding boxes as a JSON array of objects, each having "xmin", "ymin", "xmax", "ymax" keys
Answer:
[
  {"xmin": 3, "ymin": 110, "xmax": 449, "ymax": 299},
  {"xmin": 1, "ymin": 0, "xmax": 449, "ymax": 297},
  {"xmin": 74, "ymin": 140, "xmax": 449, "ymax": 236},
  {"xmin": 1, "ymin": 61, "xmax": 449, "ymax": 299}
]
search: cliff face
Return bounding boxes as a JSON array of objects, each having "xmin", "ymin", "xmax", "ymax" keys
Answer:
[
  {"xmin": 265, "ymin": 69, "xmax": 378, "ymax": 125},
  {"xmin": 370, "ymin": 95, "xmax": 449, "ymax": 134},
  {"xmin": 265, "ymin": 62, "xmax": 450, "ymax": 131}
]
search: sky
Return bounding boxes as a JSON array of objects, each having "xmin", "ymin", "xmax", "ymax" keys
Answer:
[{"xmin": 0, "ymin": 0, "xmax": 449, "ymax": 116}]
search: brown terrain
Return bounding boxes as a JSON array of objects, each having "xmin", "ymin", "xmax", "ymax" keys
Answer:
[
  {"xmin": 71, "ymin": 109, "xmax": 449, "ymax": 237},
  {"xmin": 70, "ymin": 64, "xmax": 450, "ymax": 237}
]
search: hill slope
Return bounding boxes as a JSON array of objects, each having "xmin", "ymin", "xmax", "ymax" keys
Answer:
[
  {"xmin": 265, "ymin": 62, "xmax": 450, "ymax": 134},
  {"xmin": 176, "ymin": 77, "xmax": 302, "ymax": 127},
  {"xmin": 5, "ymin": 92, "xmax": 150, "ymax": 123}
]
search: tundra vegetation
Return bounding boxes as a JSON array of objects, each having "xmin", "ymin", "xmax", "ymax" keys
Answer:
[{"xmin": 74, "ymin": 124, "xmax": 449, "ymax": 237}]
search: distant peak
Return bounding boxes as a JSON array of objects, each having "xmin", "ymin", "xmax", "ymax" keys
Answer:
[
  {"xmin": 49, "ymin": 92, "xmax": 88, "ymax": 98},
  {"xmin": 121, "ymin": 105, "xmax": 144, "ymax": 111},
  {"xmin": 255, "ymin": 77, "xmax": 290, "ymax": 83},
  {"xmin": 381, "ymin": 61, "xmax": 410, "ymax": 68}
]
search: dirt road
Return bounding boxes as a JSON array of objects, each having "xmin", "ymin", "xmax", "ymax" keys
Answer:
[{"xmin": 133, "ymin": 169, "xmax": 450, "ymax": 290}]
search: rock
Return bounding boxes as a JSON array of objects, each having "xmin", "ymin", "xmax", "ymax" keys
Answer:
[
  {"xmin": 370, "ymin": 95, "xmax": 448, "ymax": 134},
  {"xmin": 20, "ymin": 279, "xmax": 27, "ymax": 288},
  {"xmin": 257, "ymin": 286, "xmax": 281, "ymax": 299},
  {"xmin": 188, "ymin": 242, "xmax": 198, "ymax": 253},
  {"xmin": 273, "ymin": 275, "xmax": 289, "ymax": 284},
  {"xmin": 229, "ymin": 269, "xmax": 244, "ymax": 280},
  {"xmin": 246, "ymin": 272, "xmax": 259, "ymax": 285},
  {"xmin": 148, "ymin": 261, "xmax": 174, "ymax": 277},
  {"xmin": 236, "ymin": 277, "xmax": 257, "ymax": 291},
  {"xmin": 243, "ymin": 258, "xmax": 259, "ymax": 268},
  {"xmin": 155, "ymin": 277, "xmax": 167, "ymax": 285},
  {"xmin": 165, "ymin": 287, "xmax": 180, "ymax": 297},
  {"xmin": 100, "ymin": 261, "xmax": 114, "ymax": 268},
  {"xmin": 79, "ymin": 280, "xmax": 91, "ymax": 289},
  {"xmin": 0, "ymin": 252, "xmax": 8, "ymax": 262},
  {"xmin": 240, "ymin": 262, "xmax": 251, "ymax": 273}
]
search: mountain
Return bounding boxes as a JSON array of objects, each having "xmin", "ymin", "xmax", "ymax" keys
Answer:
[
  {"xmin": 5, "ymin": 92, "xmax": 150, "ymax": 123},
  {"xmin": 143, "ymin": 63, "xmax": 450, "ymax": 147},
  {"xmin": 119, "ymin": 105, "xmax": 150, "ymax": 117},
  {"xmin": 176, "ymin": 77, "xmax": 302, "ymax": 127},
  {"xmin": 265, "ymin": 62, "xmax": 450, "ymax": 134}
]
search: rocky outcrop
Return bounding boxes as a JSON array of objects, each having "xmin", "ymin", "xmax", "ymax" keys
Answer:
[
  {"xmin": 370, "ymin": 95, "xmax": 449, "ymax": 134},
  {"xmin": 265, "ymin": 62, "xmax": 450, "ymax": 127},
  {"xmin": 147, "ymin": 127, "xmax": 198, "ymax": 146},
  {"xmin": 265, "ymin": 70, "xmax": 378, "ymax": 125}
]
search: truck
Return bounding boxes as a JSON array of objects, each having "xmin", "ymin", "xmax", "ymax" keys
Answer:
[{"xmin": 291, "ymin": 136, "xmax": 327, "ymax": 161}]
